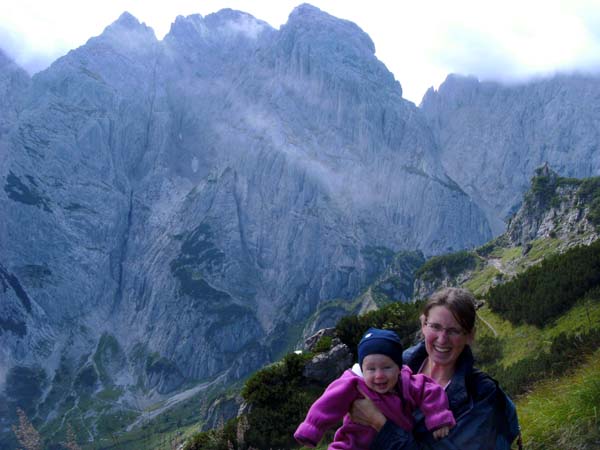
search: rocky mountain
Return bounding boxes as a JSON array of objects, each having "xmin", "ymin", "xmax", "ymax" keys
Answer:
[
  {"xmin": 200, "ymin": 171, "xmax": 600, "ymax": 450},
  {"xmin": 0, "ymin": 49, "xmax": 30, "ymax": 136},
  {"xmin": 4, "ymin": 3, "xmax": 600, "ymax": 446},
  {"xmin": 0, "ymin": 5, "xmax": 492, "ymax": 444},
  {"xmin": 422, "ymin": 73, "xmax": 600, "ymax": 235}
]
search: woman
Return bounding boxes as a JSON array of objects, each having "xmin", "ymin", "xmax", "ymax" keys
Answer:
[{"xmin": 349, "ymin": 287, "xmax": 521, "ymax": 449}]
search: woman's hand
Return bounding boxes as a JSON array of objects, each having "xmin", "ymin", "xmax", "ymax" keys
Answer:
[
  {"xmin": 432, "ymin": 425, "xmax": 450, "ymax": 440},
  {"xmin": 349, "ymin": 386, "xmax": 387, "ymax": 432}
]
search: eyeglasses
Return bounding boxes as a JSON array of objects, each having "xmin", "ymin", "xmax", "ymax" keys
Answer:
[{"xmin": 425, "ymin": 321, "xmax": 465, "ymax": 337}]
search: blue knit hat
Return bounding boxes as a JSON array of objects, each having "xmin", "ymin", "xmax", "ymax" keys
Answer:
[{"xmin": 358, "ymin": 328, "xmax": 403, "ymax": 369}]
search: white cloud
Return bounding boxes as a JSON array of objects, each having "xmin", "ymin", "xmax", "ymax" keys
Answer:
[{"xmin": 1, "ymin": 1, "xmax": 600, "ymax": 103}]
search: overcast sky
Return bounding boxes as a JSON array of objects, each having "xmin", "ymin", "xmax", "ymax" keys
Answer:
[{"xmin": 1, "ymin": 0, "xmax": 600, "ymax": 104}]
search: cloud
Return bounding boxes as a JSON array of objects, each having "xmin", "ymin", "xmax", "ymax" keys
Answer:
[
  {"xmin": 431, "ymin": 25, "xmax": 520, "ymax": 80},
  {"xmin": 0, "ymin": 25, "xmax": 64, "ymax": 73},
  {"xmin": 221, "ymin": 14, "xmax": 268, "ymax": 40},
  {"xmin": 2, "ymin": 0, "xmax": 600, "ymax": 102},
  {"xmin": 426, "ymin": 0, "xmax": 600, "ymax": 84}
]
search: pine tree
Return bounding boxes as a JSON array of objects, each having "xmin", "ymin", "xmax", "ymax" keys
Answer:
[
  {"xmin": 62, "ymin": 424, "xmax": 81, "ymax": 450},
  {"xmin": 12, "ymin": 408, "xmax": 42, "ymax": 450}
]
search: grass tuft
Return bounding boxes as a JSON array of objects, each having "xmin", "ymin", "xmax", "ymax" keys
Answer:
[{"xmin": 518, "ymin": 350, "xmax": 600, "ymax": 450}]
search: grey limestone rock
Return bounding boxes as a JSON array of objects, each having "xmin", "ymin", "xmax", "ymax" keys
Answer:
[
  {"xmin": 302, "ymin": 342, "xmax": 353, "ymax": 385},
  {"xmin": 0, "ymin": 4, "xmax": 491, "ymax": 438},
  {"xmin": 422, "ymin": 73, "xmax": 600, "ymax": 235}
]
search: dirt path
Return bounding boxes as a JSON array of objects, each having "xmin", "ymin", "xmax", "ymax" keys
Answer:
[{"xmin": 477, "ymin": 311, "xmax": 498, "ymax": 336}]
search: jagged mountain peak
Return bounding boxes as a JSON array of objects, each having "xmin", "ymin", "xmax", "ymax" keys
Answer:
[
  {"xmin": 275, "ymin": 3, "xmax": 399, "ymax": 96},
  {"xmin": 204, "ymin": 8, "xmax": 271, "ymax": 31},
  {"xmin": 115, "ymin": 11, "xmax": 143, "ymax": 28},
  {"xmin": 94, "ymin": 10, "xmax": 157, "ymax": 49},
  {"xmin": 166, "ymin": 9, "xmax": 273, "ymax": 53},
  {"xmin": 101, "ymin": 11, "xmax": 157, "ymax": 38},
  {"xmin": 284, "ymin": 3, "xmax": 375, "ymax": 55},
  {"xmin": 421, "ymin": 73, "xmax": 482, "ymax": 109}
]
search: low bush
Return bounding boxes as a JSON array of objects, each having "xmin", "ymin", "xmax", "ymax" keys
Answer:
[
  {"xmin": 488, "ymin": 328, "xmax": 600, "ymax": 398},
  {"xmin": 184, "ymin": 418, "xmax": 238, "ymax": 450},
  {"xmin": 241, "ymin": 352, "xmax": 316, "ymax": 449},
  {"xmin": 313, "ymin": 336, "xmax": 333, "ymax": 353},
  {"xmin": 414, "ymin": 251, "xmax": 477, "ymax": 282},
  {"xmin": 487, "ymin": 240, "xmax": 600, "ymax": 327},
  {"xmin": 335, "ymin": 301, "xmax": 422, "ymax": 357},
  {"xmin": 472, "ymin": 335, "xmax": 503, "ymax": 366}
]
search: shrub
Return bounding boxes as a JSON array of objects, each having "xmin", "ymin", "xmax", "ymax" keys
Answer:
[
  {"xmin": 184, "ymin": 419, "xmax": 238, "ymax": 450},
  {"xmin": 12, "ymin": 408, "xmax": 42, "ymax": 450},
  {"xmin": 472, "ymin": 335, "xmax": 503, "ymax": 366},
  {"xmin": 487, "ymin": 240, "xmax": 600, "ymax": 326},
  {"xmin": 313, "ymin": 336, "xmax": 333, "ymax": 353},
  {"xmin": 241, "ymin": 352, "xmax": 316, "ymax": 449},
  {"xmin": 578, "ymin": 177, "xmax": 600, "ymax": 227},
  {"xmin": 335, "ymin": 301, "xmax": 422, "ymax": 358},
  {"xmin": 414, "ymin": 251, "xmax": 478, "ymax": 282},
  {"xmin": 488, "ymin": 329, "xmax": 600, "ymax": 397}
]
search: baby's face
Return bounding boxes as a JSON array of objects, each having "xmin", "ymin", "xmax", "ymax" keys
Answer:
[{"xmin": 361, "ymin": 354, "xmax": 400, "ymax": 394}]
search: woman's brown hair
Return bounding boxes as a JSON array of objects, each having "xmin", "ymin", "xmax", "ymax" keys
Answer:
[{"xmin": 423, "ymin": 287, "xmax": 477, "ymax": 333}]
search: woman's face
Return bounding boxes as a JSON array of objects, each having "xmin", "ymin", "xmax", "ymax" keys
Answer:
[{"xmin": 422, "ymin": 305, "xmax": 473, "ymax": 368}]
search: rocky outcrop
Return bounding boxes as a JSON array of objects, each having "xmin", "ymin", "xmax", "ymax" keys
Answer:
[
  {"xmin": 303, "ymin": 327, "xmax": 337, "ymax": 352},
  {"xmin": 412, "ymin": 251, "xmax": 479, "ymax": 300},
  {"xmin": 299, "ymin": 328, "xmax": 353, "ymax": 386},
  {"xmin": 302, "ymin": 341, "xmax": 353, "ymax": 385},
  {"xmin": 507, "ymin": 165, "xmax": 599, "ymax": 249}
]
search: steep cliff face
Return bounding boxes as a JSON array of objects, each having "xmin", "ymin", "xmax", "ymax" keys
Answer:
[
  {"xmin": 0, "ymin": 5, "xmax": 491, "ymax": 438},
  {"xmin": 422, "ymin": 73, "xmax": 600, "ymax": 235},
  {"xmin": 0, "ymin": 49, "xmax": 30, "ymax": 137}
]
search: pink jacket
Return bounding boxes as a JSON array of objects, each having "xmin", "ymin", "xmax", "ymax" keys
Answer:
[{"xmin": 294, "ymin": 365, "xmax": 455, "ymax": 450}]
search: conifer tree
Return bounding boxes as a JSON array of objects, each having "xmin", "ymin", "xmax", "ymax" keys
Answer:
[
  {"xmin": 62, "ymin": 423, "xmax": 81, "ymax": 450},
  {"xmin": 12, "ymin": 408, "xmax": 42, "ymax": 450}
]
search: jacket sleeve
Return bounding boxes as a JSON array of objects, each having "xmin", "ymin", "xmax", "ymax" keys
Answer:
[
  {"xmin": 401, "ymin": 368, "xmax": 456, "ymax": 431},
  {"xmin": 370, "ymin": 420, "xmax": 422, "ymax": 450},
  {"xmin": 371, "ymin": 372, "xmax": 519, "ymax": 450},
  {"xmin": 294, "ymin": 372, "xmax": 359, "ymax": 447},
  {"xmin": 416, "ymin": 374, "xmax": 519, "ymax": 450}
]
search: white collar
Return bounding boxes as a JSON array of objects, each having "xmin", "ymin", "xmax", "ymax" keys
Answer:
[{"xmin": 351, "ymin": 362, "xmax": 363, "ymax": 377}]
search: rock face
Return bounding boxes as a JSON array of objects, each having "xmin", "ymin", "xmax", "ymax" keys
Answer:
[
  {"xmin": 302, "ymin": 342, "xmax": 353, "ymax": 385},
  {"xmin": 0, "ymin": 5, "xmax": 491, "ymax": 438},
  {"xmin": 422, "ymin": 73, "xmax": 600, "ymax": 235},
  {"xmin": 506, "ymin": 165, "xmax": 599, "ymax": 248}
]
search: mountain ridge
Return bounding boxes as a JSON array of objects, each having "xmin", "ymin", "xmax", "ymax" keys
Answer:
[{"xmin": 1, "ymin": 4, "xmax": 600, "ymax": 448}]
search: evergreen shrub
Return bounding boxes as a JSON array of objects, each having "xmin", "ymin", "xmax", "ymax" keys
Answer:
[
  {"xmin": 488, "ymin": 328, "xmax": 600, "ymax": 397},
  {"xmin": 414, "ymin": 251, "xmax": 477, "ymax": 282},
  {"xmin": 335, "ymin": 301, "xmax": 422, "ymax": 358},
  {"xmin": 184, "ymin": 418, "xmax": 238, "ymax": 450},
  {"xmin": 472, "ymin": 335, "xmax": 503, "ymax": 366},
  {"xmin": 313, "ymin": 336, "xmax": 333, "ymax": 353},
  {"xmin": 241, "ymin": 352, "xmax": 316, "ymax": 449},
  {"xmin": 487, "ymin": 240, "xmax": 600, "ymax": 326}
]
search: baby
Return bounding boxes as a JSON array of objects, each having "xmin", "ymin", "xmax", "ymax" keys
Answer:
[{"xmin": 294, "ymin": 328, "xmax": 455, "ymax": 449}]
